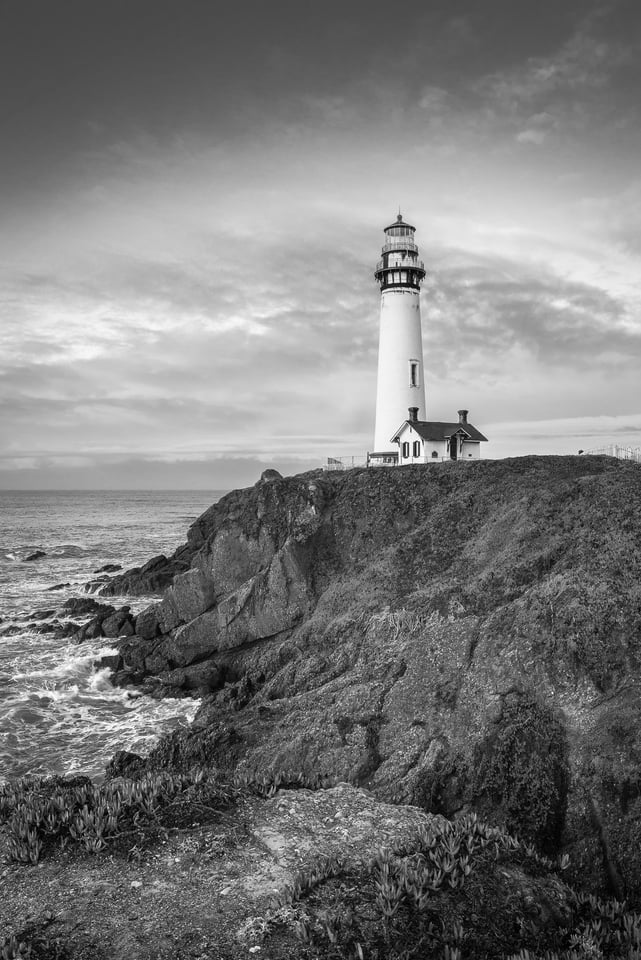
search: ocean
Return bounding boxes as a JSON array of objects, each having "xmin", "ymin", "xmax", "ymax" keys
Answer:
[{"xmin": 0, "ymin": 490, "xmax": 224, "ymax": 783}]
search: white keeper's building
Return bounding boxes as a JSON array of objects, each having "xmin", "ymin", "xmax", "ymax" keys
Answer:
[{"xmin": 368, "ymin": 213, "xmax": 487, "ymax": 466}]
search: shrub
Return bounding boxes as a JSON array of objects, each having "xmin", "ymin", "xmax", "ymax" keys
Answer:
[
  {"xmin": 0, "ymin": 766, "xmax": 232, "ymax": 865},
  {"xmin": 472, "ymin": 692, "xmax": 569, "ymax": 853}
]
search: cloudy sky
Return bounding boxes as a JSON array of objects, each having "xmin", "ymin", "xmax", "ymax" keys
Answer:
[{"xmin": 1, "ymin": 0, "xmax": 640, "ymax": 488}]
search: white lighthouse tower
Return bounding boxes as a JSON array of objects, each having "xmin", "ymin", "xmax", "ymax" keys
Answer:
[{"xmin": 370, "ymin": 213, "xmax": 426, "ymax": 464}]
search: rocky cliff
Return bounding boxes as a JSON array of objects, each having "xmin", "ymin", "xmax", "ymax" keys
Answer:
[{"xmin": 103, "ymin": 455, "xmax": 641, "ymax": 904}]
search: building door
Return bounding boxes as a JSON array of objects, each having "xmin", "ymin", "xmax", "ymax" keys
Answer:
[{"xmin": 450, "ymin": 435, "xmax": 458, "ymax": 460}]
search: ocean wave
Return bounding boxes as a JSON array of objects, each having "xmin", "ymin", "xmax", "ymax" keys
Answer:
[
  {"xmin": 0, "ymin": 488, "xmax": 216, "ymax": 781},
  {"xmin": 11, "ymin": 644, "xmax": 118, "ymax": 684},
  {"xmin": 50, "ymin": 544, "xmax": 91, "ymax": 558},
  {"xmin": 0, "ymin": 684, "xmax": 198, "ymax": 781},
  {"xmin": 0, "ymin": 543, "xmax": 96, "ymax": 562}
]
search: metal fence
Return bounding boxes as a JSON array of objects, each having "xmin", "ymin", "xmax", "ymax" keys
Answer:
[
  {"xmin": 584, "ymin": 444, "xmax": 641, "ymax": 463},
  {"xmin": 325, "ymin": 456, "xmax": 369, "ymax": 471}
]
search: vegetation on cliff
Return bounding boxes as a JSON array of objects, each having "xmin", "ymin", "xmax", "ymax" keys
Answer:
[{"xmin": 3, "ymin": 454, "xmax": 641, "ymax": 958}]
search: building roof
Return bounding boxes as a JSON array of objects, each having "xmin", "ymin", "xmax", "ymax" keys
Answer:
[{"xmin": 391, "ymin": 420, "xmax": 489, "ymax": 443}]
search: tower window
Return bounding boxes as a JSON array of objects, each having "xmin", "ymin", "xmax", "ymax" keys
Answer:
[{"xmin": 409, "ymin": 361, "xmax": 419, "ymax": 387}]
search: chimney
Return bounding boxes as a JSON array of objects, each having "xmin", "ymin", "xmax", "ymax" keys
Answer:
[
  {"xmin": 408, "ymin": 407, "xmax": 418, "ymax": 422},
  {"xmin": 458, "ymin": 409, "xmax": 468, "ymax": 424}
]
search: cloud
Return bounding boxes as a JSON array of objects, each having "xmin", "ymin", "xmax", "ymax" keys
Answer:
[
  {"xmin": 473, "ymin": 7, "xmax": 640, "ymax": 145},
  {"xmin": 516, "ymin": 128, "xmax": 547, "ymax": 145},
  {"xmin": 416, "ymin": 245, "xmax": 641, "ymax": 427},
  {"xmin": 574, "ymin": 179, "xmax": 641, "ymax": 256},
  {"xmin": 418, "ymin": 86, "xmax": 451, "ymax": 115},
  {"xmin": 427, "ymin": 248, "xmax": 637, "ymax": 366},
  {"xmin": 2, "ymin": 172, "xmax": 639, "ymax": 475},
  {"xmin": 1, "ymin": 11, "xmax": 639, "ymax": 492}
]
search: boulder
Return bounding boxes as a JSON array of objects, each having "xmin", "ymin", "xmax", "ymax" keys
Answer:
[
  {"xmin": 73, "ymin": 602, "xmax": 121, "ymax": 641},
  {"xmin": 134, "ymin": 604, "xmax": 162, "ymax": 640},
  {"xmin": 101, "ymin": 609, "xmax": 135, "ymax": 638},
  {"xmin": 75, "ymin": 617, "xmax": 105, "ymax": 641},
  {"xmin": 63, "ymin": 597, "xmax": 113, "ymax": 617},
  {"xmin": 94, "ymin": 652, "xmax": 122, "ymax": 671}
]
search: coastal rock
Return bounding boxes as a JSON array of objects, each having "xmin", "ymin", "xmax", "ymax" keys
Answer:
[
  {"xmin": 109, "ymin": 455, "xmax": 641, "ymax": 901},
  {"xmin": 24, "ymin": 609, "xmax": 56, "ymax": 621},
  {"xmin": 93, "ymin": 563, "xmax": 122, "ymax": 574},
  {"xmin": 84, "ymin": 574, "xmax": 112, "ymax": 593},
  {"xmin": 257, "ymin": 468, "xmax": 283, "ymax": 483},
  {"xmin": 72, "ymin": 603, "xmax": 125, "ymax": 641},
  {"xmin": 133, "ymin": 604, "xmax": 162, "ymax": 640},
  {"xmin": 101, "ymin": 609, "xmax": 135, "ymax": 638},
  {"xmin": 95, "ymin": 652, "xmax": 122, "ymax": 672},
  {"xmin": 63, "ymin": 597, "xmax": 112, "ymax": 617},
  {"xmin": 47, "ymin": 582, "xmax": 70, "ymax": 591},
  {"xmin": 98, "ymin": 552, "xmax": 190, "ymax": 597},
  {"xmin": 31, "ymin": 620, "xmax": 62, "ymax": 634},
  {"xmin": 105, "ymin": 749, "xmax": 146, "ymax": 778},
  {"xmin": 76, "ymin": 617, "xmax": 105, "ymax": 641},
  {"xmin": 24, "ymin": 550, "xmax": 46, "ymax": 562},
  {"xmin": 161, "ymin": 660, "xmax": 222, "ymax": 692}
]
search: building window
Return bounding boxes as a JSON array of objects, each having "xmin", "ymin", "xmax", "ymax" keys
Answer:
[
  {"xmin": 409, "ymin": 361, "xmax": 419, "ymax": 387},
  {"xmin": 431, "ymin": 450, "xmax": 438, "ymax": 458},
  {"xmin": 413, "ymin": 440, "xmax": 420, "ymax": 457},
  {"xmin": 402, "ymin": 441, "xmax": 409, "ymax": 458}
]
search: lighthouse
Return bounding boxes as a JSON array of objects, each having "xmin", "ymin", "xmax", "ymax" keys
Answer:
[{"xmin": 370, "ymin": 213, "xmax": 427, "ymax": 464}]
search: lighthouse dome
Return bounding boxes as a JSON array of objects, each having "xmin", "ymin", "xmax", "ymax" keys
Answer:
[{"xmin": 383, "ymin": 212, "xmax": 416, "ymax": 234}]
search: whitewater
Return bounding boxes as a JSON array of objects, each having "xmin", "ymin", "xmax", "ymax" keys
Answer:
[{"xmin": 0, "ymin": 489, "xmax": 222, "ymax": 782}]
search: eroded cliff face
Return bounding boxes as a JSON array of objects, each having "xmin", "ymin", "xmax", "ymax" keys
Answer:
[{"xmin": 104, "ymin": 456, "xmax": 641, "ymax": 903}]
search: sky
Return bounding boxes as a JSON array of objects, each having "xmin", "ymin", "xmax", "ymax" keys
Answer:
[{"xmin": 1, "ymin": 0, "xmax": 640, "ymax": 489}]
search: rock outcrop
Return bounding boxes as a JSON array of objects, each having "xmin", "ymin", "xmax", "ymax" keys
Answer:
[
  {"xmin": 103, "ymin": 455, "xmax": 641, "ymax": 903},
  {"xmin": 96, "ymin": 553, "xmax": 191, "ymax": 597}
]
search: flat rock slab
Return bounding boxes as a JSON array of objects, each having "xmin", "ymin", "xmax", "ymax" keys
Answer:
[
  {"xmin": 0, "ymin": 785, "xmax": 430, "ymax": 960},
  {"xmin": 251, "ymin": 783, "xmax": 429, "ymax": 873}
]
